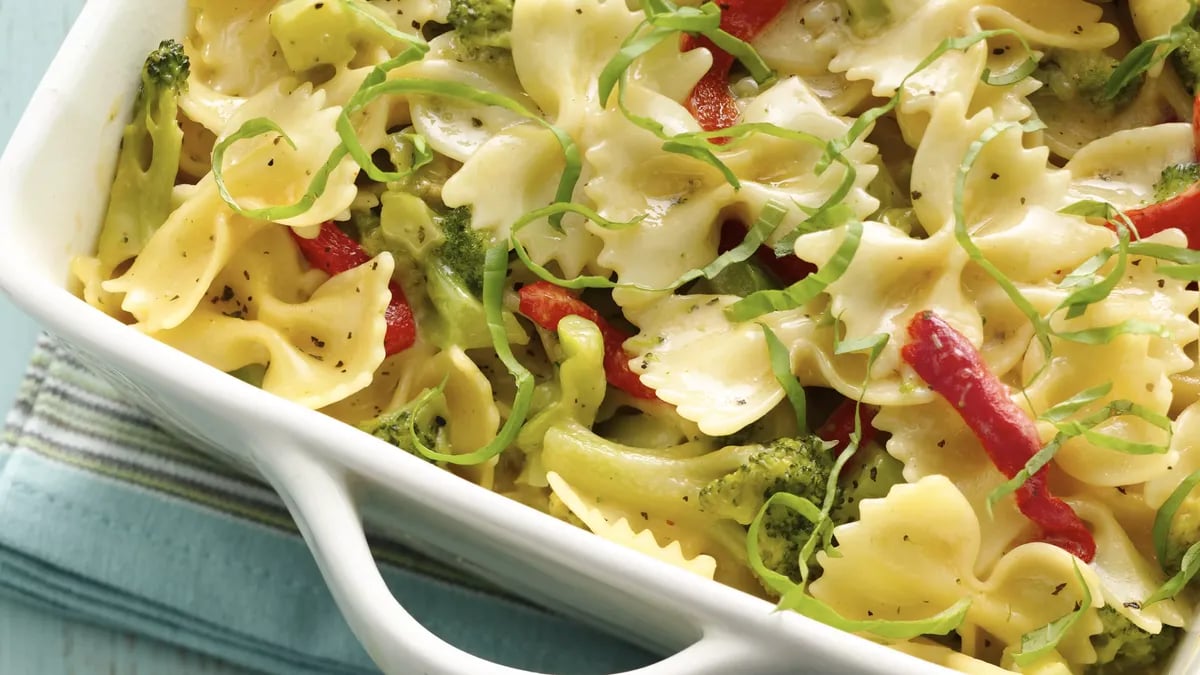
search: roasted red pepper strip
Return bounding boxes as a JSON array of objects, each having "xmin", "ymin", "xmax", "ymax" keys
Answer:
[
  {"xmin": 290, "ymin": 222, "xmax": 417, "ymax": 356},
  {"xmin": 719, "ymin": 220, "xmax": 816, "ymax": 285},
  {"xmin": 901, "ymin": 311, "xmax": 1096, "ymax": 562},
  {"xmin": 816, "ymin": 399, "xmax": 879, "ymax": 456},
  {"xmin": 517, "ymin": 281, "xmax": 656, "ymax": 400},
  {"xmin": 680, "ymin": 0, "xmax": 787, "ymax": 134},
  {"xmin": 1115, "ymin": 185, "xmax": 1200, "ymax": 249}
]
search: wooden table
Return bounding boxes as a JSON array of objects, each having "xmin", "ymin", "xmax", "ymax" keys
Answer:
[{"xmin": 0, "ymin": 2, "xmax": 253, "ymax": 672}]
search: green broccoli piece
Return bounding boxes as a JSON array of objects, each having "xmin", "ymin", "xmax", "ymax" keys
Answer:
[
  {"xmin": 702, "ymin": 440, "xmax": 905, "ymax": 582},
  {"xmin": 357, "ymin": 390, "xmax": 445, "ymax": 461},
  {"xmin": 698, "ymin": 437, "xmax": 834, "ymax": 525},
  {"xmin": 1087, "ymin": 606, "xmax": 1180, "ymax": 674},
  {"xmin": 94, "ymin": 40, "xmax": 189, "ymax": 275},
  {"xmin": 1170, "ymin": 23, "xmax": 1200, "ymax": 93},
  {"xmin": 1153, "ymin": 163, "xmax": 1200, "ymax": 203},
  {"xmin": 435, "ymin": 206, "xmax": 487, "ymax": 297},
  {"xmin": 1035, "ymin": 49, "xmax": 1136, "ymax": 111},
  {"xmin": 697, "ymin": 437, "xmax": 835, "ymax": 581},
  {"xmin": 447, "ymin": 0, "xmax": 514, "ymax": 57},
  {"xmin": 842, "ymin": 0, "xmax": 892, "ymax": 38}
]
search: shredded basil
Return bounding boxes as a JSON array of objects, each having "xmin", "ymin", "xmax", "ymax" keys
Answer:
[{"xmin": 762, "ymin": 324, "xmax": 810, "ymax": 441}]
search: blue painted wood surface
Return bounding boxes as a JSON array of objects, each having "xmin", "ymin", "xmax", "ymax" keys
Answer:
[{"xmin": 0, "ymin": 2, "xmax": 252, "ymax": 672}]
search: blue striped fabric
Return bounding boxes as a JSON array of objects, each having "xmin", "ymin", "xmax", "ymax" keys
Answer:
[{"xmin": 0, "ymin": 334, "xmax": 654, "ymax": 674}]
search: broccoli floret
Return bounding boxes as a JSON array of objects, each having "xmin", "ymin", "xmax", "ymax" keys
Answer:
[
  {"xmin": 698, "ymin": 437, "xmax": 834, "ymax": 525},
  {"xmin": 1153, "ymin": 163, "xmax": 1200, "ymax": 203},
  {"xmin": 94, "ymin": 40, "xmax": 189, "ymax": 275},
  {"xmin": 842, "ymin": 0, "xmax": 892, "ymax": 38},
  {"xmin": 696, "ymin": 437, "xmax": 834, "ymax": 581},
  {"xmin": 435, "ymin": 206, "xmax": 487, "ymax": 296},
  {"xmin": 1171, "ymin": 24, "xmax": 1200, "ymax": 93},
  {"xmin": 447, "ymin": 0, "xmax": 514, "ymax": 56},
  {"xmin": 1088, "ymin": 606, "xmax": 1180, "ymax": 674},
  {"xmin": 357, "ymin": 392, "xmax": 444, "ymax": 461},
  {"xmin": 1035, "ymin": 49, "xmax": 1136, "ymax": 111}
]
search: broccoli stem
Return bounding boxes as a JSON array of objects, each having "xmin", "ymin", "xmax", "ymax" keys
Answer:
[
  {"xmin": 542, "ymin": 420, "xmax": 747, "ymax": 520},
  {"xmin": 95, "ymin": 40, "xmax": 189, "ymax": 275}
]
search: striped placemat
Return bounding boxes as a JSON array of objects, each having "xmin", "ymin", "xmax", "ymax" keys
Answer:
[{"xmin": 0, "ymin": 333, "xmax": 653, "ymax": 674}]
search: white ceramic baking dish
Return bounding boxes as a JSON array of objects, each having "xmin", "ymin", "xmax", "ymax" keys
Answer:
[{"xmin": 3, "ymin": 1, "xmax": 1199, "ymax": 674}]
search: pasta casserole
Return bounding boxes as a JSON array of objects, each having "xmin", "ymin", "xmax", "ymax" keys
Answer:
[{"xmin": 71, "ymin": 0, "xmax": 1200, "ymax": 671}]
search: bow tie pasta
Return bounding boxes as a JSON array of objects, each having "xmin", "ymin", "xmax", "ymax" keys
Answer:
[{"xmin": 74, "ymin": 0, "xmax": 1200, "ymax": 672}]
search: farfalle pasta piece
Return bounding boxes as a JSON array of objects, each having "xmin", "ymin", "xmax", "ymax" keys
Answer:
[
  {"xmin": 1071, "ymin": 500, "xmax": 1190, "ymax": 632},
  {"xmin": 909, "ymin": 93, "xmax": 1068, "ymax": 236},
  {"xmin": 1146, "ymin": 402, "xmax": 1200, "ymax": 509},
  {"xmin": 583, "ymin": 99, "xmax": 733, "ymax": 299},
  {"xmin": 1021, "ymin": 307, "xmax": 1191, "ymax": 488},
  {"xmin": 187, "ymin": 0, "xmax": 293, "ymax": 98},
  {"xmin": 750, "ymin": 0, "xmax": 873, "ymax": 115},
  {"xmin": 101, "ymin": 177, "xmax": 272, "ymax": 332},
  {"xmin": 810, "ymin": 475, "xmax": 1104, "ymax": 667},
  {"xmin": 509, "ymin": 0, "xmax": 645, "ymax": 133},
  {"xmin": 623, "ymin": 295, "xmax": 816, "ymax": 437},
  {"xmin": 546, "ymin": 471, "xmax": 717, "ymax": 580},
  {"xmin": 873, "ymin": 401, "xmax": 1034, "ymax": 576},
  {"xmin": 792, "ymin": 223, "xmax": 974, "ymax": 399},
  {"xmin": 149, "ymin": 225, "xmax": 393, "ymax": 409}
]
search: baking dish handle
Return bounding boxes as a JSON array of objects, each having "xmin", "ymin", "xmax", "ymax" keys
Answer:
[{"xmin": 255, "ymin": 447, "xmax": 787, "ymax": 675}]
